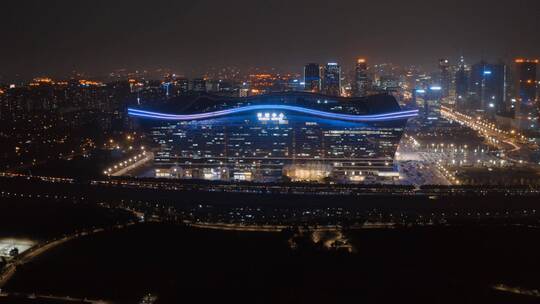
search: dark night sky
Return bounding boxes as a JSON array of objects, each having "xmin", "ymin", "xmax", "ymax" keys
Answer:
[{"xmin": 1, "ymin": 0, "xmax": 539, "ymax": 79}]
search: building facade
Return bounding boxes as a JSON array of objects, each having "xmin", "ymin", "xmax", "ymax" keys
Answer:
[
  {"xmin": 354, "ymin": 58, "xmax": 370, "ymax": 97},
  {"xmin": 129, "ymin": 92, "xmax": 417, "ymax": 183},
  {"xmin": 304, "ymin": 63, "xmax": 321, "ymax": 93},
  {"xmin": 470, "ymin": 61, "xmax": 507, "ymax": 115},
  {"xmin": 439, "ymin": 59, "xmax": 451, "ymax": 98},
  {"xmin": 514, "ymin": 59, "xmax": 538, "ymax": 119},
  {"xmin": 322, "ymin": 63, "xmax": 341, "ymax": 96}
]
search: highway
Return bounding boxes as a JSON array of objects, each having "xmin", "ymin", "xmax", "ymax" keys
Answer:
[
  {"xmin": 492, "ymin": 284, "xmax": 540, "ymax": 298},
  {"xmin": 105, "ymin": 152, "xmax": 153, "ymax": 177},
  {"xmin": 397, "ymin": 135, "xmax": 453, "ymax": 186},
  {"xmin": 3, "ymin": 171, "xmax": 540, "ymax": 198},
  {"xmin": 0, "ymin": 292, "xmax": 111, "ymax": 303},
  {"xmin": 440, "ymin": 105, "xmax": 539, "ymax": 167}
]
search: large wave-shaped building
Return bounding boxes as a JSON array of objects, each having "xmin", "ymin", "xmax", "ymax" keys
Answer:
[{"xmin": 128, "ymin": 92, "xmax": 417, "ymax": 183}]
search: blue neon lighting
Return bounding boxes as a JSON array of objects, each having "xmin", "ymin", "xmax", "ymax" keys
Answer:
[
  {"xmin": 430, "ymin": 86, "xmax": 442, "ymax": 91},
  {"xmin": 483, "ymin": 70, "xmax": 492, "ymax": 75},
  {"xmin": 128, "ymin": 105, "xmax": 418, "ymax": 122}
]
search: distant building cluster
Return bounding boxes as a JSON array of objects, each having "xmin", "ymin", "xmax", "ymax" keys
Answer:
[
  {"xmin": 0, "ymin": 77, "xmax": 129, "ymax": 130},
  {"xmin": 303, "ymin": 59, "xmax": 390, "ymax": 98},
  {"xmin": 435, "ymin": 57, "xmax": 539, "ymax": 131}
]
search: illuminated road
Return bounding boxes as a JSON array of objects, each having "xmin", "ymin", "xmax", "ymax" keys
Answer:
[
  {"xmin": 0, "ymin": 292, "xmax": 111, "ymax": 303},
  {"xmin": 4, "ymin": 171, "xmax": 540, "ymax": 197},
  {"xmin": 397, "ymin": 136, "xmax": 453, "ymax": 186},
  {"xmin": 186, "ymin": 221, "xmax": 395, "ymax": 232},
  {"xmin": 105, "ymin": 151, "xmax": 153, "ymax": 177},
  {"xmin": 441, "ymin": 106, "xmax": 515, "ymax": 150},
  {"xmin": 440, "ymin": 105, "xmax": 539, "ymax": 166}
]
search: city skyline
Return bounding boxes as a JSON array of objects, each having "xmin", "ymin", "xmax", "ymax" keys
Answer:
[{"xmin": 1, "ymin": 55, "xmax": 538, "ymax": 84}]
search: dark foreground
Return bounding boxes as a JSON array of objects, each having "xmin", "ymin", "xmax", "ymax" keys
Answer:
[{"xmin": 3, "ymin": 223, "xmax": 540, "ymax": 304}]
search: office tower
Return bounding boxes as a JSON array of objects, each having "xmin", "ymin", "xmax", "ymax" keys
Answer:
[
  {"xmin": 176, "ymin": 78, "xmax": 189, "ymax": 95},
  {"xmin": 455, "ymin": 57, "xmax": 469, "ymax": 108},
  {"xmin": 470, "ymin": 61, "xmax": 506, "ymax": 114},
  {"xmin": 514, "ymin": 59, "xmax": 538, "ymax": 118},
  {"xmin": 304, "ymin": 63, "xmax": 321, "ymax": 92},
  {"xmin": 192, "ymin": 78, "xmax": 207, "ymax": 92},
  {"xmin": 439, "ymin": 58, "xmax": 451, "ymax": 98},
  {"xmin": 379, "ymin": 76, "xmax": 399, "ymax": 90},
  {"xmin": 354, "ymin": 58, "xmax": 370, "ymax": 97},
  {"xmin": 322, "ymin": 63, "xmax": 341, "ymax": 96}
]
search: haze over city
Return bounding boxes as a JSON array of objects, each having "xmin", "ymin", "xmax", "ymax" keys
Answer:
[
  {"xmin": 1, "ymin": 1, "xmax": 540, "ymax": 304},
  {"xmin": 1, "ymin": 0, "xmax": 539, "ymax": 79}
]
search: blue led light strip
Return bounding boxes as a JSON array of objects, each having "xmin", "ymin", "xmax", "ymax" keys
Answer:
[{"xmin": 128, "ymin": 105, "xmax": 418, "ymax": 122}]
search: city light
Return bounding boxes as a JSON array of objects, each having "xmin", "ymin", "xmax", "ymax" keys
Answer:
[
  {"xmin": 128, "ymin": 105, "xmax": 419, "ymax": 122},
  {"xmin": 257, "ymin": 112, "xmax": 286, "ymax": 122},
  {"xmin": 3, "ymin": 4, "xmax": 540, "ymax": 302}
]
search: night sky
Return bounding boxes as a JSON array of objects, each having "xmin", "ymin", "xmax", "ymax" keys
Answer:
[{"xmin": 1, "ymin": 0, "xmax": 539, "ymax": 79}]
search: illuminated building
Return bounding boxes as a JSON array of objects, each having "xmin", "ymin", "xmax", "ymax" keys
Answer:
[
  {"xmin": 438, "ymin": 58, "xmax": 451, "ymax": 98},
  {"xmin": 128, "ymin": 92, "xmax": 417, "ymax": 183},
  {"xmin": 248, "ymin": 74, "xmax": 276, "ymax": 94},
  {"xmin": 455, "ymin": 56, "xmax": 469, "ymax": 108},
  {"xmin": 513, "ymin": 59, "xmax": 538, "ymax": 119},
  {"xmin": 378, "ymin": 76, "xmax": 400, "ymax": 91},
  {"xmin": 470, "ymin": 61, "xmax": 507, "ymax": 115},
  {"xmin": 322, "ymin": 63, "xmax": 341, "ymax": 96},
  {"xmin": 354, "ymin": 58, "xmax": 370, "ymax": 97},
  {"xmin": 175, "ymin": 78, "xmax": 189, "ymax": 95},
  {"xmin": 285, "ymin": 77, "xmax": 303, "ymax": 92},
  {"xmin": 192, "ymin": 78, "xmax": 207, "ymax": 92},
  {"xmin": 304, "ymin": 63, "xmax": 321, "ymax": 93}
]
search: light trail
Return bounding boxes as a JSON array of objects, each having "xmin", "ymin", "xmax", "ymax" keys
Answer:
[
  {"xmin": 128, "ymin": 105, "xmax": 418, "ymax": 122},
  {"xmin": 440, "ymin": 106, "xmax": 522, "ymax": 151}
]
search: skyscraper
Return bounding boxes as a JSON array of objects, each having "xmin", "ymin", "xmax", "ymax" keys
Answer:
[
  {"xmin": 304, "ymin": 63, "xmax": 321, "ymax": 93},
  {"xmin": 322, "ymin": 63, "xmax": 341, "ymax": 96},
  {"xmin": 354, "ymin": 58, "xmax": 370, "ymax": 97},
  {"xmin": 439, "ymin": 58, "xmax": 451, "ymax": 98},
  {"xmin": 455, "ymin": 56, "xmax": 469, "ymax": 108},
  {"xmin": 176, "ymin": 78, "xmax": 189, "ymax": 95},
  {"xmin": 192, "ymin": 78, "xmax": 207, "ymax": 92},
  {"xmin": 470, "ymin": 61, "xmax": 507, "ymax": 114},
  {"xmin": 513, "ymin": 59, "xmax": 538, "ymax": 118}
]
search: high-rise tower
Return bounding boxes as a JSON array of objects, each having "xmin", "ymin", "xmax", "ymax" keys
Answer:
[
  {"xmin": 513, "ymin": 59, "xmax": 538, "ymax": 118},
  {"xmin": 354, "ymin": 58, "xmax": 370, "ymax": 97},
  {"xmin": 439, "ymin": 58, "xmax": 451, "ymax": 98},
  {"xmin": 304, "ymin": 63, "xmax": 321, "ymax": 93},
  {"xmin": 322, "ymin": 63, "xmax": 341, "ymax": 96}
]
